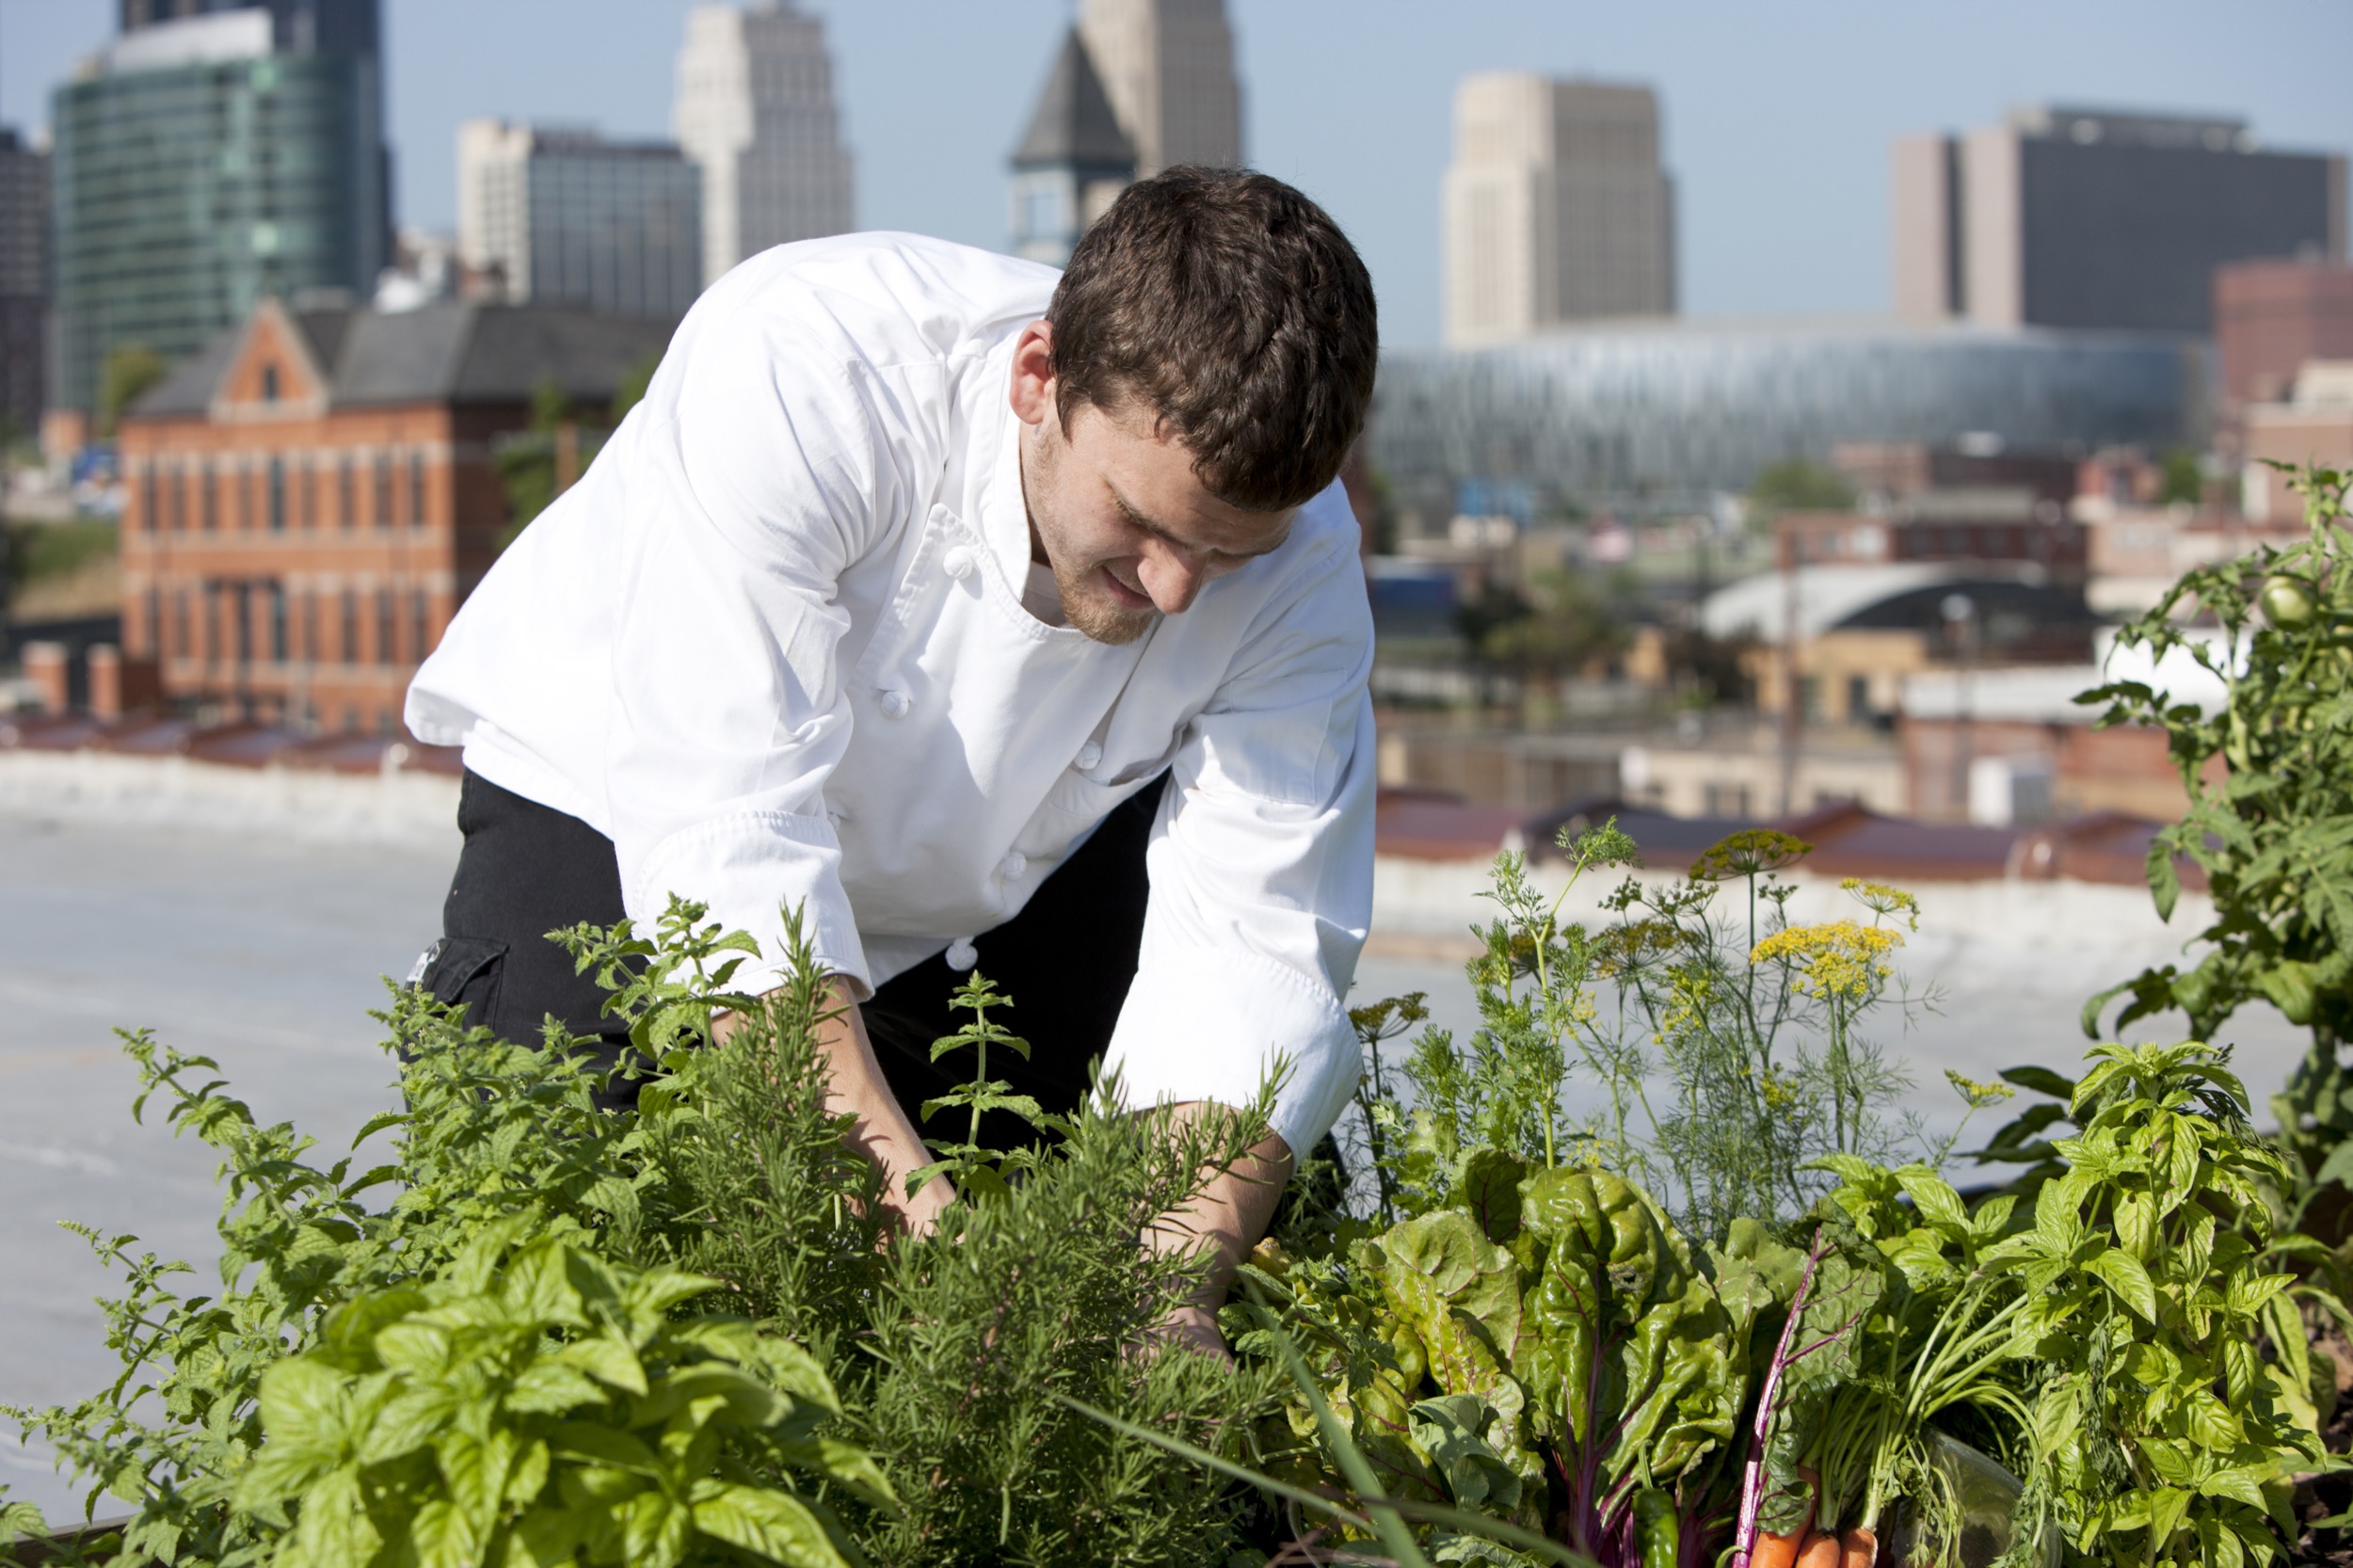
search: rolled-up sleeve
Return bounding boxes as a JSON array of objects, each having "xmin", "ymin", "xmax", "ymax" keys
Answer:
[
  {"xmin": 602, "ymin": 311, "xmax": 902, "ymax": 997},
  {"xmin": 1100, "ymin": 516, "xmax": 1377, "ymax": 1158}
]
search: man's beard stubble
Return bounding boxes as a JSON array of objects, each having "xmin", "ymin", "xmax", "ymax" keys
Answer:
[{"xmin": 1023, "ymin": 419, "xmax": 1159, "ymax": 647}]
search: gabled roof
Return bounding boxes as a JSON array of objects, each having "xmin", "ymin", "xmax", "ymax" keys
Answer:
[
  {"xmin": 128, "ymin": 300, "xmax": 678, "ymax": 419},
  {"xmin": 1013, "ymin": 26, "xmax": 1134, "ymax": 171}
]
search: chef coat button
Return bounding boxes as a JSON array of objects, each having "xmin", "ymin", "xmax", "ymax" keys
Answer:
[
  {"xmin": 942, "ymin": 546, "xmax": 975, "ymax": 580},
  {"xmin": 945, "ymin": 937, "xmax": 978, "ymax": 970},
  {"xmin": 876, "ymin": 686, "xmax": 910, "ymax": 718},
  {"xmin": 1076, "ymin": 743, "xmax": 1103, "ymax": 770},
  {"xmin": 998, "ymin": 851, "xmax": 1028, "ymax": 880}
]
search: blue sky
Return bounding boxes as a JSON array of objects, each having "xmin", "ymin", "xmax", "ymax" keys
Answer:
[{"xmin": 4, "ymin": 0, "xmax": 2349, "ymax": 346}]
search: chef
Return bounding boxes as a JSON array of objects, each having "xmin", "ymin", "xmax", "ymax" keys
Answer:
[{"xmin": 404, "ymin": 168, "xmax": 1380, "ymax": 1353}]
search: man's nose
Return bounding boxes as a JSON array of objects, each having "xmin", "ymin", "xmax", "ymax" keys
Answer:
[{"xmin": 1137, "ymin": 540, "xmax": 1209, "ymax": 615}]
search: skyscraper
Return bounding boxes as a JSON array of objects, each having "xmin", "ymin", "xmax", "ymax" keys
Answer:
[
  {"xmin": 1076, "ymin": 0, "xmax": 1241, "ymax": 178},
  {"xmin": 1893, "ymin": 105, "xmax": 2346, "ymax": 334},
  {"xmin": 1008, "ymin": 29, "xmax": 1136, "ymax": 266},
  {"xmin": 1441, "ymin": 73, "xmax": 1676, "ymax": 348},
  {"xmin": 0, "ymin": 127, "xmax": 47, "ymax": 436},
  {"xmin": 49, "ymin": 2, "xmax": 388, "ymax": 413},
  {"xmin": 674, "ymin": 2, "xmax": 854, "ymax": 289},
  {"xmin": 456, "ymin": 121, "xmax": 703, "ymax": 320}
]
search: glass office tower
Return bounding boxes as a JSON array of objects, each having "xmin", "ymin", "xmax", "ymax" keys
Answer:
[{"xmin": 51, "ymin": 5, "xmax": 386, "ymax": 413}]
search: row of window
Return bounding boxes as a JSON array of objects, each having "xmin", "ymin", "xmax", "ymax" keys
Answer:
[
  {"xmin": 133, "ymin": 449, "xmax": 432, "ymax": 535},
  {"xmin": 139, "ymin": 583, "xmax": 437, "ymax": 669}
]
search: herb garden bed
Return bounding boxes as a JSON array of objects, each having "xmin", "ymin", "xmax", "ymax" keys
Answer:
[{"xmin": 8, "ymin": 465, "xmax": 2353, "ymax": 1568}]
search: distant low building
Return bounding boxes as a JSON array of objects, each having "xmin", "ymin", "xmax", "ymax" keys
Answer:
[
  {"xmin": 2214, "ymin": 258, "xmax": 2353, "ymax": 425},
  {"xmin": 1894, "ymin": 104, "xmax": 2344, "ymax": 335},
  {"xmin": 456, "ymin": 120, "xmax": 702, "ymax": 320},
  {"xmin": 115, "ymin": 296, "xmax": 674, "ymax": 734},
  {"xmin": 1370, "ymin": 320, "xmax": 2207, "ymax": 520},
  {"xmin": 2241, "ymin": 360, "xmax": 2353, "ymax": 523}
]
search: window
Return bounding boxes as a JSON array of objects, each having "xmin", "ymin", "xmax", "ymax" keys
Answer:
[
  {"xmin": 261, "ymin": 364, "xmax": 280, "ymax": 402},
  {"xmin": 268, "ymin": 457, "xmax": 285, "ymax": 532},
  {"xmin": 1847, "ymin": 674, "xmax": 1872, "ymax": 722},
  {"xmin": 410, "ymin": 590, "xmax": 429, "ymax": 661},
  {"xmin": 174, "ymin": 590, "xmax": 192, "ymax": 659},
  {"xmin": 408, "ymin": 451, "xmax": 426, "ymax": 526},
  {"xmin": 269, "ymin": 585, "xmax": 288, "ymax": 662},
  {"xmin": 300, "ymin": 593, "xmax": 317, "ymax": 663},
  {"xmin": 203, "ymin": 591, "xmax": 219, "ymax": 661},
  {"xmin": 342, "ymin": 590, "xmax": 359, "ymax": 664},
  {"xmin": 376, "ymin": 588, "xmax": 396, "ymax": 665},
  {"xmin": 375, "ymin": 455, "xmax": 392, "ymax": 529},
  {"xmin": 139, "ymin": 468, "xmax": 156, "ymax": 536},
  {"xmin": 144, "ymin": 589, "xmax": 161, "ymax": 656},
  {"xmin": 200, "ymin": 463, "xmax": 217, "ymax": 531},
  {"xmin": 300, "ymin": 461, "xmax": 314, "ymax": 528},
  {"xmin": 340, "ymin": 456, "xmax": 355, "ymax": 528},
  {"xmin": 171, "ymin": 466, "xmax": 187, "ymax": 531}
]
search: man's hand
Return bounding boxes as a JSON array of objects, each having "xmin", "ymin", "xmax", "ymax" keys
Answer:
[
  {"xmin": 1142, "ymin": 1106, "xmax": 1293, "ymax": 1361},
  {"xmin": 719, "ymin": 977, "xmax": 950, "ymax": 1237}
]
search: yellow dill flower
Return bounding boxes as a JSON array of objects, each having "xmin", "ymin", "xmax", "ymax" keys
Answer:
[
  {"xmin": 1751, "ymin": 920, "xmax": 1903, "ymax": 1001},
  {"xmin": 1840, "ymin": 876, "xmax": 1922, "ymax": 932}
]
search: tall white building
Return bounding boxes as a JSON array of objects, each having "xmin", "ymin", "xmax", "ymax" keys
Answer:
[
  {"xmin": 1442, "ymin": 73, "xmax": 1676, "ymax": 348},
  {"xmin": 674, "ymin": 2, "xmax": 854, "ymax": 289},
  {"xmin": 456, "ymin": 120, "xmax": 703, "ymax": 319},
  {"xmin": 1076, "ymin": 0, "xmax": 1241, "ymax": 178}
]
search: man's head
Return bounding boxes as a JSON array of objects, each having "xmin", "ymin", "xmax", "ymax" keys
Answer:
[{"xmin": 1009, "ymin": 168, "xmax": 1378, "ymax": 644}]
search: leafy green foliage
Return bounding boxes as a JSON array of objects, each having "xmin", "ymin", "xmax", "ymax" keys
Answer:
[
  {"xmin": 1356, "ymin": 823, "xmax": 1971, "ymax": 1239},
  {"xmin": 231, "ymin": 1215, "xmax": 888, "ymax": 1568},
  {"xmin": 95, "ymin": 344, "xmax": 168, "ymax": 437},
  {"xmin": 5, "ymin": 898, "xmax": 1283, "ymax": 1568},
  {"xmin": 1745, "ymin": 459, "xmax": 1856, "ymax": 519},
  {"xmin": 2079, "ymin": 464, "xmax": 2353, "ymax": 1203},
  {"xmin": 904, "ymin": 972, "xmax": 1050, "ymax": 1204}
]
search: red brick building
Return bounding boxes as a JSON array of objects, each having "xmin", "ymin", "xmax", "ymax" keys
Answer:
[
  {"xmin": 2214, "ymin": 258, "xmax": 2353, "ymax": 428},
  {"xmin": 116, "ymin": 296, "xmax": 672, "ymax": 734}
]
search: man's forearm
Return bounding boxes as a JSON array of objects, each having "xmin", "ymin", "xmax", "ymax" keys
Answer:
[{"xmin": 1144, "ymin": 1103, "xmax": 1293, "ymax": 1349}]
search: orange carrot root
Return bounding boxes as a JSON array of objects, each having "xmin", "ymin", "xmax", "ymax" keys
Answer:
[
  {"xmin": 1840, "ymin": 1527, "xmax": 1879, "ymax": 1568},
  {"xmin": 1795, "ymin": 1529, "xmax": 1845, "ymax": 1568},
  {"xmin": 1750, "ymin": 1530, "xmax": 1807, "ymax": 1568}
]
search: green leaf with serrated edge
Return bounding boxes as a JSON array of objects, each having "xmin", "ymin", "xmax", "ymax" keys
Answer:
[{"xmin": 553, "ymin": 1333, "xmax": 648, "ymax": 1396}]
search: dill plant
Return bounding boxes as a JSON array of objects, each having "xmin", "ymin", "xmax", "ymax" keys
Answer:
[{"xmin": 1360, "ymin": 823, "xmax": 2001, "ymax": 1239}]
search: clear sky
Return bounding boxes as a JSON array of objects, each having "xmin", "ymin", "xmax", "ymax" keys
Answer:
[{"xmin": 4, "ymin": 0, "xmax": 2349, "ymax": 347}]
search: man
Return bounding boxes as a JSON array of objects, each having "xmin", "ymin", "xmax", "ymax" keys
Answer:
[{"xmin": 405, "ymin": 168, "xmax": 1379, "ymax": 1351}]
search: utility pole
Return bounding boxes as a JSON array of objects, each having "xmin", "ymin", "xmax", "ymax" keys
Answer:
[{"xmin": 1776, "ymin": 518, "xmax": 1800, "ymax": 816}]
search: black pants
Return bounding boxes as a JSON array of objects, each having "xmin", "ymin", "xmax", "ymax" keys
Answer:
[{"xmin": 421, "ymin": 770, "xmax": 1164, "ymax": 1148}]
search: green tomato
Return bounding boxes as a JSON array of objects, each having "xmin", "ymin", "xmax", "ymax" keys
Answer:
[{"xmin": 2261, "ymin": 574, "xmax": 2317, "ymax": 627}]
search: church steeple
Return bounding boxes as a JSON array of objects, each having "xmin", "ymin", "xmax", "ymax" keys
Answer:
[{"xmin": 1008, "ymin": 28, "xmax": 1136, "ymax": 265}]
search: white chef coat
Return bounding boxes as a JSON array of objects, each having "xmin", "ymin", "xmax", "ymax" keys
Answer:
[{"xmin": 406, "ymin": 232, "xmax": 1376, "ymax": 1159}]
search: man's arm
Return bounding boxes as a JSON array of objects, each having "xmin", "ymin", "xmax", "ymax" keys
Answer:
[
  {"xmin": 720, "ymin": 977, "xmax": 956, "ymax": 1237},
  {"xmin": 1143, "ymin": 1104, "xmax": 1293, "ymax": 1357}
]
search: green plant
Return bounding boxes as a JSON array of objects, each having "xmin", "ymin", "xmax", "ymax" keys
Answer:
[
  {"xmin": 1364, "ymin": 824, "xmax": 1977, "ymax": 1240},
  {"xmin": 903, "ymin": 971, "xmax": 1051, "ymax": 1204},
  {"xmin": 231, "ymin": 1215, "xmax": 890, "ymax": 1568},
  {"xmin": 2080, "ymin": 463, "xmax": 2353, "ymax": 1207},
  {"xmin": 95, "ymin": 344, "xmax": 168, "ymax": 438}
]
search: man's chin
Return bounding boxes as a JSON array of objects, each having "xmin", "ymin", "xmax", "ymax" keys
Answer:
[{"xmin": 1066, "ymin": 592, "xmax": 1159, "ymax": 647}]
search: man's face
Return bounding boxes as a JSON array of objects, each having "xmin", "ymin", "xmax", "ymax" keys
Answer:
[{"xmin": 1009, "ymin": 323, "xmax": 1296, "ymax": 646}]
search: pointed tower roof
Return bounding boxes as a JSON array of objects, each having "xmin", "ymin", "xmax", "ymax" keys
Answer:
[{"xmin": 1013, "ymin": 27, "xmax": 1135, "ymax": 170}]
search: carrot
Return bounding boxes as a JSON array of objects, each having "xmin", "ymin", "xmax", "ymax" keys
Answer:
[
  {"xmin": 1839, "ymin": 1528, "xmax": 1878, "ymax": 1568},
  {"xmin": 1795, "ymin": 1530, "xmax": 1844, "ymax": 1568}
]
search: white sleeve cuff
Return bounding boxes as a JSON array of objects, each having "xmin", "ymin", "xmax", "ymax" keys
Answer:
[
  {"xmin": 627, "ymin": 809, "xmax": 872, "ymax": 998},
  {"xmin": 1100, "ymin": 945, "xmax": 1359, "ymax": 1160}
]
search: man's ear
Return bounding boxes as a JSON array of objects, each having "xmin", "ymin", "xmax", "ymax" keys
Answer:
[{"xmin": 1008, "ymin": 320, "xmax": 1056, "ymax": 428}]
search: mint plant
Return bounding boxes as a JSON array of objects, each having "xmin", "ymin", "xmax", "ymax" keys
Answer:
[{"xmin": 904, "ymin": 971, "xmax": 1055, "ymax": 1205}]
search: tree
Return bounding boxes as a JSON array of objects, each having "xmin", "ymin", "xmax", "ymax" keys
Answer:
[
  {"xmin": 1745, "ymin": 458, "xmax": 1856, "ymax": 518},
  {"xmin": 2157, "ymin": 447, "xmax": 2204, "ymax": 505},
  {"xmin": 94, "ymin": 344, "xmax": 168, "ymax": 438},
  {"xmin": 1478, "ymin": 568, "xmax": 1625, "ymax": 680}
]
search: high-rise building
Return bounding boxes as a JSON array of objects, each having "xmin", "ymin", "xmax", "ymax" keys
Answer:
[
  {"xmin": 1442, "ymin": 73, "xmax": 1676, "ymax": 348},
  {"xmin": 673, "ymin": 3, "xmax": 854, "ymax": 289},
  {"xmin": 1894, "ymin": 105, "xmax": 2347, "ymax": 335},
  {"xmin": 1076, "ymin": 0, "xmax": 1241, "ymax": 178},
  {"xmin": 49, "ymin": 3, "xmax": 388, "ymax": 415},
  {"xmin": 456, "ymin": 121, "xmax": 702, "ymax": 321},
  {"xmin": 0, "ymin": 127, "xmax": 48, "ymax": 437},
  {"xmin": 1009, "ymin": 29, "xmax": 1136, "ymax": 266}
]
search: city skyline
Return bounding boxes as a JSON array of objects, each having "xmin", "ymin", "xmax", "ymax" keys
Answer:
[{"xmin": 1, "ymin": 0, "xmax": 2349, "ymax": 347}]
